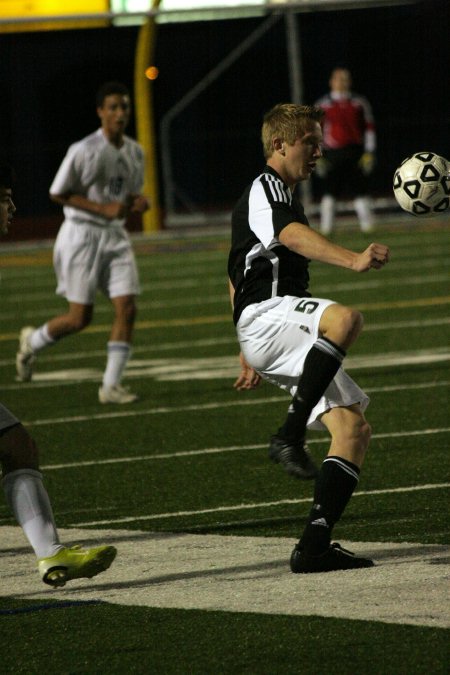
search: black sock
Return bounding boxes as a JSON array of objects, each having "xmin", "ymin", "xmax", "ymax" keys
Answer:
[
  {"xmin": 278, "ymin": 337, "xmax": 346, "ymax": 444},
  {"xmin": 299, "ymin": 456, "xmax": 360, "ymax": 554}
]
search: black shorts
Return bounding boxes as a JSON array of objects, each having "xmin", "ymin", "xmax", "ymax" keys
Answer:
[{"xmin": 321, "ymin": 145, "xmax": 369, "ymax": 198}]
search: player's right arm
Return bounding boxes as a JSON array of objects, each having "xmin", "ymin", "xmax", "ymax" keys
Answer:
[
  {"xmin": 49, "ymin": 192, "xmax": 127, "ymax": 220},
  {"xmin": 49, "ymin": 141, "xmax": 127, "ymax": 220},
  {"xmin": 228, "ymin": 277, "xmax": 261, "ymax": 391}
]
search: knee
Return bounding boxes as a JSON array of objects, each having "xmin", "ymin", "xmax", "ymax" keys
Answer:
[
  {"xmin": 0, "ymin": 424, "xmax": 40, "ymax": 473},
  {"xmin": 335, "ymin": 415, "xmax": 371, "ymax": 451},
  {"xmin": 67, "ymin": 310, "xmax": 93, "ymax": 333},
  {"xmin": 349, "ymin": 418, "xmax": 372, "ymax": 468},
  {"xmin": 127, "ymin": 301, "xmax": 137, "ymax": 324},
  {"xmin": 357, "ymin": 418, "xmax": 372, "ymax": 451},
  {"xmin": 321, "ymin": 305, "xmax": 364, "ymax": 350},
  {"xmin": 70, "ymin": 316, "xmax": 91, "ymax": 332},
  {"xmin": 340, "ymin": 307, "xmax": 364, "ymax": 343}
]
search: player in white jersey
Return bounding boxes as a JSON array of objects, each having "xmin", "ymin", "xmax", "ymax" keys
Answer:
[
  {"xmin": 0, "ymin": 161, "xmax": 116, "ymax": 586},
  {"xmin": 16, "ymin": 81, "xmax": 150, "ymax": 404}
]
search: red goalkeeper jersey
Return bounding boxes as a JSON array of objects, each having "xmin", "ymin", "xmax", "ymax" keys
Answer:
[{"xmin": 315, "ymin": 92, "xmax": 376, "ymax": 152}]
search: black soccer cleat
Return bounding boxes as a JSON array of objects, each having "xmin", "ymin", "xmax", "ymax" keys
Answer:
[
  {"xmin": 269, "ymin": 434, "xmax": 318, "ymax": 479},
  {"xmin": 290, "ymin": 542, "xmax": 375, "ymax": 573}
]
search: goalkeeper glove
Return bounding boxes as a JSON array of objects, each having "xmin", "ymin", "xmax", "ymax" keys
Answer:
[
  {"xmin": 315, "ymin": 157, "xmax": 331, "ymax": 178},
  {"xmin": 359, "ymin": 152, "xmax": 375, "ymax": 175}
]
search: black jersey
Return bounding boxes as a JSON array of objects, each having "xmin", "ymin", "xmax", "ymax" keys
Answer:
[{"xmin": 228, "ymin": 165, "xmax": 311, "ymax": 325}]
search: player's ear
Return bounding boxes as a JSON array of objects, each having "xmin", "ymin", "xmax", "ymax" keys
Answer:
[{"xmin": 273, "ymin": 137, "xmax": 285, "ymax": 155}]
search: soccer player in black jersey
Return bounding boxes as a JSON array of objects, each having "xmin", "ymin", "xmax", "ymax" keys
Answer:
[{"xmin": 228, "ymin": 103, "xmax": 390, "ymax": 573}]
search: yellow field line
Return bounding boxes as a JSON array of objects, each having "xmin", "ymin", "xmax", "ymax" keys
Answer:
[
  {"xmin": 0, "ymin": 252, "xmax": 53, "ymax": 266},
  {"xmin": 0, "ymin": 297, "xmax": 449, "ymax": 342},
  {"xmin": 357, "ymin": 295, "xmax": 450, "ymax": 310}
]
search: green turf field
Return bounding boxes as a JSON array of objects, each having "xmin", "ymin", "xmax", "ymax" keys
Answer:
[{"xmin": 1, "ymin": 218, "xmax": 449, "ymax": 673}]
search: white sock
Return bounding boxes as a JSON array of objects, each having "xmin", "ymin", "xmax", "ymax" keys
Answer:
[
  {"xmin": 354, "ymin": 196, "xmax": 375, "ymax": 232},
  {"xmin": 320, "ymin": 195, "xmax": 335, "ymax": 235},
  {"xmin": 102, "ymin": 341, "xmax": 131, "ymax": 388},
  {"xmin": 2, "ymin": 469, "xmax": 63, "ymax": 559},
  {"xmin": 29, "ymin": 324, "xmax": 56, "ymax": 352}
]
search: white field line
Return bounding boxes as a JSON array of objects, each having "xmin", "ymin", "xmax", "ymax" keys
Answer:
[
  {"xmin": 3, "ymin": 525, "xmax": 449, "ymax": 628},
  {"xmin": 21, "ymin": 395, "xmax": 291, "ymax": 427},
  {"xmin": 17, "ymin": 351, "xmax": 450, "ymax": 383},
  {"xmin": 9, "ymin": 348, "xmax": 450, "ymax": 394},
  {"xmin": 71, "ymin": 482, "xmax": 450, "ymax": 527},
  {"xmin": 1, "ymin": 269, "xmax": 448, "ymax": 307},
  {"xmin": 41, "ymin": 426, "xmax": 450, "ymax": 472},
  {"xmin": 22, "ymin": 375, "xmax": 450, "ymax": 427},
  {"xmin": 0, "ymin": 336, "xmax": 236, "ymax": 366},
  {"xmin": 156, "ymin": 350, "xmax": 450, "ymax": 382},
  {"xmin": 0, "ymin": 317, "xmax": 449, "ymax": 367},
  {"xmin": 0, "ymin": 373, "xmax": 447, "ymax": 398}
]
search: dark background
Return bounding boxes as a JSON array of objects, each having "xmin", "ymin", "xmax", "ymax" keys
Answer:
[{"xmin": 1, "ymin": 0, "xmax": 448, "ymax": 235}]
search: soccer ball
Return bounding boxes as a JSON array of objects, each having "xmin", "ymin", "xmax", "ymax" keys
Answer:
[{"xmin": 393, "ymin": 151, "xmax": 450, "ymax": 216}]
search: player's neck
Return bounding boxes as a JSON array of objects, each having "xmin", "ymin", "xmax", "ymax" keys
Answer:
[
  {"xmin": 101, "ymin": 128, "xmax": 124, "ymax": 148},
  {"xmin": 330, "ymin": 90, "xmax": 351, "ymax": 100}
]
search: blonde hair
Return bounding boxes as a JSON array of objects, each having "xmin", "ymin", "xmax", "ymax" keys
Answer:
[{"xmin": 261, "ymin": 103, "xmax": 324, "ymax": 159}]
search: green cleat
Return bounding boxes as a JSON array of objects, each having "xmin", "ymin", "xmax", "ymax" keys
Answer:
[{"xmin": 38, "ymin": 544, "xmax": 117, "ymax": 587}]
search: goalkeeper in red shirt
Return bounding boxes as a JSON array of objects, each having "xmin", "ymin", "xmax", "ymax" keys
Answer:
[{"xmin": 315, "ymin": 67, "xmax": 376, "ymax": 235}]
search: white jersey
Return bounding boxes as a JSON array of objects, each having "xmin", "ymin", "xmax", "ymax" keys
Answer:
[{"xmin": 50, "ymin": 128, "xmax": 145, "ymax": 229}]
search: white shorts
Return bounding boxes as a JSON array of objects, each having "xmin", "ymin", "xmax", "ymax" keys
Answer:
[
  {"xmin": 0, "ymin": 404, "xmax": 20, "ymax": 432},
  {"xmin": 237, "ymin": 295, "xmax": 369, "ymax": 430},
  {"xmin": 53, "ymin": 221, "xmax": 140, "ymax": 304}
]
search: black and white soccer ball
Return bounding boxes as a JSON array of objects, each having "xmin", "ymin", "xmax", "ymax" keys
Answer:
[{"xmin": 393, "ymin": 151, "xmax": 450, "ymax": 216}]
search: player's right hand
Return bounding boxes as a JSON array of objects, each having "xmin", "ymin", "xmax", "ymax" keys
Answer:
[
  {"xmin": 101, "ymin": 201, "xmax": 128, "ymax": 219},
  {"xmin": 353, "ymin": 243, "xmax": 390, "ymax": 272}
]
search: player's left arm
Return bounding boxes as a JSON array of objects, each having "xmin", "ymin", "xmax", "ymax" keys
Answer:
[
  {"xmin": 279, "ymin": 222, "xmax": 390, "ymax": 272},
  {"xmin": 126, "ymin": 144, "xmax": 151, "ymax": 213}
]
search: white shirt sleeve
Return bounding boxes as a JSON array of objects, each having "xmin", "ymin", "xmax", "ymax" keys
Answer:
[{"xmin": 49, "ymin": 142, "xmax": 85, "ymax": 196}]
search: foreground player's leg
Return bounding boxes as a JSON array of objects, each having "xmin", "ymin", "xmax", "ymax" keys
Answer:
[
  {"xmin": 2, "ymin": 463, "xmax": 62, "ymax": 560},
  {"xmin": 1, "ymin": 424, "xmax": 117, "ymax": 587},
  {"xmin": 290, "ymin": 405, "xmax": 374, "ymax": 573},
  {"xmin": 38, "ymin": 544, "xmax": 117, "ymax": 588}
]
